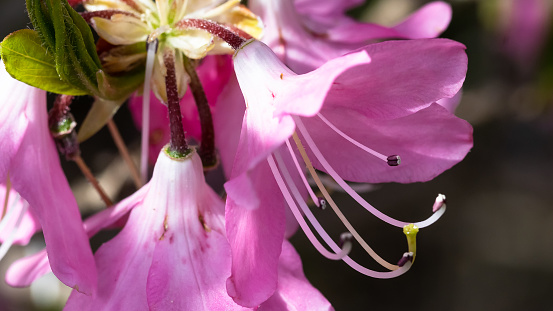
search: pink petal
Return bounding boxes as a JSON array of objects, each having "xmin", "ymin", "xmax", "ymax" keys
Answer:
[
  {"xmin": 65, "ymin": 193, "xmax": 162, "ymax": 310},
  {"xmin": 259, "ymin": 241, "xmax": 333, "ymax": 311},
  {"xmin": 323, "ymin": 39, "xmax": 467, "ymax": 120},
  {"xmin": 5, "ymin": 249, "xmax": 51, "ymax": 288},
  {"xmin": 68, "ymin": 150, "xmax": 245, "ymax": 310},
  {"xmin": 0, "ymin": 185, "xmax": 40, "ymax": 246},
  {"xmin": 437, "ymin": 89, "xmax": 463, "ymax": 113},
  {"xmin": 0, "ymin": 64, "xmax": 96, "ymax": 294},
  {"xmin": 146, "ymin": 185, "xmax": 244, "ymax": 310},
  {"xmin": 294, "ymin": 0, "xmax": 364, "ymax": 17},
  {"xmin": 303, "ymin": 103, "xmax": 473, "ymax": 183},
  {"xmin": 5, "ymin": 187, "xmax": 146, "ymax": 288},
  {"xmin": 393, "ymin": 1, "xmax": 452, "ymax": 39},
  {"xmin": 213, "ymin": 75, "xmax": 245, "ymax": 178},
  {"xmin": 225, "ymin": 161, "xmax": 286, "ymax": 307},
  {"xmin": 230, "ymin": 40, "xmax": 370, "ymax": 177}
]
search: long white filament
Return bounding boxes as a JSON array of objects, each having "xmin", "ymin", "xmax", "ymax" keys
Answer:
[
  {"xmin": 0, "ymin": 195, "xmax": 29, "ymax": 261},
  {"xmin": 283, "ymin": 140, "xmax": 321, "ymax": 208},
  {"xmin": 287, "ymin": 133, "xmax": 398, "ymax": 270},
  {"xmin": 140, "ymin": 39, "xmax": 158, "ymax": 185},
  {"xmin": 267, "ymin": 155, "xmax": 351, "ymax": 260},
  {"xmin": 317, "ymin": 113, "xmax": 388, "ymax": 162},
  {"xmin": 271, "ymin": 151, "xmax": 413, "ymax": 277},
  {"xmin": 293, "ymin": 116, "xmax": 445, "ymax": 229}
]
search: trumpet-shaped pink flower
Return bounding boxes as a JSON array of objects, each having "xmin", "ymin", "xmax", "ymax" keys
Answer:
[
  {"xmin": 64, "ymin": 147, "xmax": 330, "ymax": 310},
  {"xmin": 0, "ymin": 63, "xmax": 96, "ymax": 294},
  {"xmin": 250, "ymin": 0, "xmax": 452, "ymax": 73},
  {"xmin": 224, "ymin": 38, "xmax": 471, "ymax": 306},
  {"xmin": 224, "ymin": 40, "xmax": 371, "ymax": 307}
]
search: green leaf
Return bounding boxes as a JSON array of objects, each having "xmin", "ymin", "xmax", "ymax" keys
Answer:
[
  {"xmin": 1, "ymin": 29, "xmax": 88, "ymax": 95},
  {"xmin": 25, "ymin": 0, "xmax": 102, "ymax": 95},
  {"xmin": 97, "ymin": 68, "xmax": 145, "ymax": 100}
]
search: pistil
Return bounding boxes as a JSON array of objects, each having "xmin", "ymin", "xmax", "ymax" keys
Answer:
[{"xmin": 163, "ymin": 48, "xmax": 190, "ymax": 158}]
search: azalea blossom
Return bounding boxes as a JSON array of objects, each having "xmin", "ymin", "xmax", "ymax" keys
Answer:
[
  {"xmin": 250, "ymin": 0, "xmax": 453, "ymax": 73},
  {"xmin": 0, "ymin": 0, "xmax": 475, "ymax": 308},
  {"xmin": 223, "ymin": 37, "xmax": 471, "ymax": 306},
  {"xmin": 0, "ymin": 63, "xmax": 97, "ymax": 294},
  {"xmin": 55, "ymin": 146, "xmax": 331, "ymax": 310}
]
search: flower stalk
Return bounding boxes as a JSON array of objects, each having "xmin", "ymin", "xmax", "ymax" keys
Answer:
[
  {"xmin": 48, "ymin": 95, "xmax": 113, "ymax": 206},
  {"xmin": 183, "ymin": 57, "xmax": 217, "ymax": 169},
  {"xmin": 106, "ymin": 119, "xmax": 142, "ymax": 188}
]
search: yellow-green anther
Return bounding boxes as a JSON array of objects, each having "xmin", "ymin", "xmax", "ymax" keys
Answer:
[{"xmin": 403, "ymin": 224, "xmax": 419, "ymax": 262}]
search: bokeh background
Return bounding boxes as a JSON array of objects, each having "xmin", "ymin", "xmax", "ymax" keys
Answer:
[{"xmin": 1, "ymin": 0, "xmax": 553, "ymax": 310}]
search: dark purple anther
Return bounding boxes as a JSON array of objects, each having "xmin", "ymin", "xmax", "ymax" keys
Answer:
[
  {"xmin": 387, "ymin": 155, "xmax": 401, "ymax": 166},
  {"xmin": 317, "ymin": 197, "xmax": 327, "ymax": 210},
  {"xmin": 339, "ymin": 232, "xmax": 353, "ymax": 248},
  {"xmin": 397, "ymin": 252, "xmax": 414, "ymax": 267}
]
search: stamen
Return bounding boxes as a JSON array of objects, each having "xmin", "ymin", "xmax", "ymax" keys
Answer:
[
  {"xmin": 293, "ymin": 116, "xmax": 445, "ymax": 229},
  {"xmin": 309, "ymin": 174, "xmax": 377, "ymax": 193},
  {"xmin": 317, "ymin": 197, "xmax": 327, "ymax": 210},
  {"xmin": 433, "ymin": 194, "xmax": 446, "ymax": 213},
  {"xmin": 140, "ymin": 38, "xmax": 158, "ymax": 185},
  {"xmin": 284, "ymin": 139, "xmax": 321, "ymax": 208},
  {"xmin": 397, "ymin": 252, "xmax": 414, "ymax": 267},
  {"xmin": 386, "ymin": 155, "xmax": 401, "ymax": 166},
  {"xmin": 0, "ymin": 194, "xmax": 29, "ymax": 261},
  {"xmin": 267, "ymin": 155, "xmax": 351, "ymax": 260},
  {"xmin": 339, "ymin": 232, "xmax": 353, "ymax": 248},
  {"xmin": 317, "ymin": 113, "xmax": 398, "ymax": 165},
  {"xmin": 271, "ymin": 151, "xmax": 411, "ymax": 278},
  {"xmin": 288, "ymin": 132, "xmax": 398, "ymax": 270}
]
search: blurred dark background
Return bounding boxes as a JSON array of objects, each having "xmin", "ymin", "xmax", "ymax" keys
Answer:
[{"xmin": 1, "ymin": 0, "xmax": 553, "ymax": 310}]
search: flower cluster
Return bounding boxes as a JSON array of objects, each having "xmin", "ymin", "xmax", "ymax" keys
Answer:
[{"xmin": 0, "ymin": 0, "xmax": 472, "ymax": 309}]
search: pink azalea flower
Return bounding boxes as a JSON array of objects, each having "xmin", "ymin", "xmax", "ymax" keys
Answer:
[
  {"xmin": 60, "ymin": 147, "xmax": 330, "ymax": 310},
  {"xmin": 249, "ymin": 0, "xmax": 453, "ymax": 73},
  {"xmin": 496, "ymin": 0, "xmax": 552, "ymax": 68},
  {"xmin": 223, "ymin": 38, "xmax": 471, "ymax": 306},
  {"xmin": 0, "ymin": 63, "xmax": 97, "ymax": 294}
]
